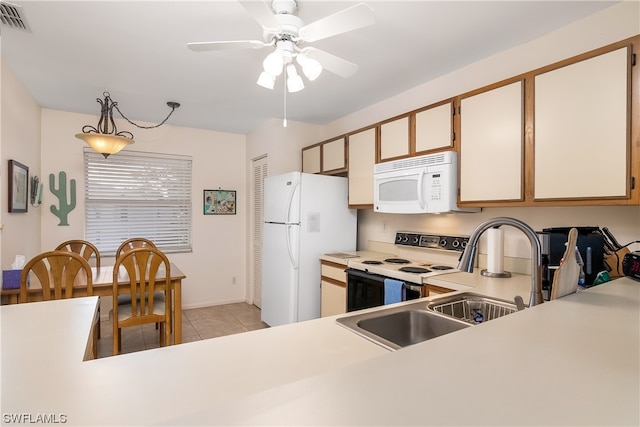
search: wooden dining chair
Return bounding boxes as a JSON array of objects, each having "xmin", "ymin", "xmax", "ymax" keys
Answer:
[
  {"xmin": 55, "ymin": 239, "xmax": 101, "ymax": 268},
  {"xmin": 110, "ymin": 247, "xmax": 172, "ymax": 355},
  {"xmin": 55, "ymin": 239, "xmax": 102, "ymax": 337},
  {"xmin": 115, "ymin": 238, "xmax": 165, "ymax": 330},
  {"xmin": 19, "ymin": 250, "xmax": 99, "ymax": 357},
  {"xmin": 115, "ymin": 237, "xmax": 156, "ymax": 259}
]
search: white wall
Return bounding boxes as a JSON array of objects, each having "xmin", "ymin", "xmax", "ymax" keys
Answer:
[
  {"xmin": 1, "ymin": 62, "xmax": 42, "ymax": 270},
  {"xmin": 37, "ymin": 109, "xmax": 247, "ymax": 309},
  {"xmin": 246, "ymin": 118, "xmax": 322, "ymax": 176},
  {"xmin": 322, "ymin": 1, "xmax": 640, "ymax": 258}
]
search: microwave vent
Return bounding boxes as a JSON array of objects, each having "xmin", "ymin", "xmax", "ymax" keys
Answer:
[{"xmin": 375, "ymin": 151, "xmax": 453, "ymax": 173}]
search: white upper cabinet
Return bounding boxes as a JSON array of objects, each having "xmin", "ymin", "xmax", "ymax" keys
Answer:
[
  {"xmin": 322, "ymin": 137, "xmax": 346, "ymax": 173},
  {"xmin": 380, "ymin": 116, "xmax": 410, "ymax": 161},
  {"xmin": 460, "ymin": 81, "xmax": 524, "ymax": 202},
  {"xmin": 414, "ymin": 102, "xmax": 453, "ymax": 153},
  {"xmin": 534, "ymin": 47, "xmax": 629, "ymax": 199},
  {"xmin": 302, "ymin": 145, "xmax": 321, "ymax": 174},
  {"xmin": 348, "ymin": 127, "xmax": 376, "ymax": 206}
]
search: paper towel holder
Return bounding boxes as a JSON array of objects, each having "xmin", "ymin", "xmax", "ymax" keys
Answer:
[
  {"xmin": 481, "ymin": 226, "xmax": 511, "ymax": 278},
  {"xmin": 481, "ymin": 269, "xmax": 512, "ymax": 278}
]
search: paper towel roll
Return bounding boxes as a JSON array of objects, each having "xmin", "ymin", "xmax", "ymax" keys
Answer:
[{"xmin": 486, "ymin": 228, "xmax": 505, "ymax": 274}]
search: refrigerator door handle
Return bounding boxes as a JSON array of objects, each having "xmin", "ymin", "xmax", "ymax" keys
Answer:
[
  {"xmin": 285, "ymin": 179, "xmax": 301, "ymax": 223},
  {"xmin": 286, "ymin": 224, "xmax": 299, "ymax": 270}
]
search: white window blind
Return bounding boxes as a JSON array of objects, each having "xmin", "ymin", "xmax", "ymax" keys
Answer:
[{"xmin": 84, "ymin": 148, "xmax": 192, "ymax": 255}]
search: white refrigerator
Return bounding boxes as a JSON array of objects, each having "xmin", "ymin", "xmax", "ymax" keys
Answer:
[{"xmin": 261, "ymin": 172, "xmax": 357, "ymax": 327}]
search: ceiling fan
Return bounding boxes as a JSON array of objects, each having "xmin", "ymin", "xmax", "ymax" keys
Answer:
[{"xmin": 187, "ymin": 0, "xmax": 375, "ymax": 93}]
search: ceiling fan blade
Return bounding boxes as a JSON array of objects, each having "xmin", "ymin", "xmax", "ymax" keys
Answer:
[
  {"xmin": 299, "ymin": 3, "xmax": 375, "ymax": 43},
  {"xmin": 238, "ymin": 0, "xmax": 282, "ymax": 33},
  {"xmin": 187, "ymin": 40, "xmax": 267, "ymax": 52},
  {"xmin": 303, "ymin": 47, "xmax": 359, "ymax": 78}
]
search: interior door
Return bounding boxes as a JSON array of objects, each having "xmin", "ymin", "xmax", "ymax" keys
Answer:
[{"xmin": 251, "ymin": 155, "xmax": 267, "ymax": 308}]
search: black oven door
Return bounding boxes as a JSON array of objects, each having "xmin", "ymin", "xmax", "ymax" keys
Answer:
[
  {"xmin": 346, "ymin": 268, "xmax": 385, "ymax": 312},
  {"xmin": 346, "ymin": 268, "xmax": 423, "ymax": 312}
]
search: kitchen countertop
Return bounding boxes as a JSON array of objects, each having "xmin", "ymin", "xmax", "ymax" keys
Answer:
[
  {"xmin": 1, "ymin": 297, "xmax": 387, "ymax": 426},
  {"xmin": 425, "ymin": 269, "xmax": 536, "ymax": 301},
  {"xmin": 320, "ymin": 250, "xmax": 396, "ymax": 265},
  {"xmin": 2, "ymin": 274, "xmax": 638, "ymax": 425},
  {"xmin": 175, "ymin": 276, "xmax": 640, "ymax": 425}
]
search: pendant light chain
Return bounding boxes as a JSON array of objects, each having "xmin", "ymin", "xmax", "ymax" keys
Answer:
[
  {"xmin": 283, "ymin": 69, "xmax": 288, "ymax": 128},
  {"xmin": 107, "ymin": 92, "xmax": 180, "ymax": 130}
]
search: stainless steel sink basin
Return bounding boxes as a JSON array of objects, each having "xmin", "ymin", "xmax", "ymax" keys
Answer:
[
  {"xmin": 336, "ymin": 301, "xmax": 470, "ymax": 350},
  {"xmin": 426, "ymin": 292, "xmax": 519, "ymax": 324}
]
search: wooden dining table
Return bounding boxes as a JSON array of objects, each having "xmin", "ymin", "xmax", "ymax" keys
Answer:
[{"xmin": 1, "ymin": 263, "xmax": 186, "ymax": 344}]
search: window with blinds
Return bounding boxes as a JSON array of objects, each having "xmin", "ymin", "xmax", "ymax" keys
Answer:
[{"xmin": 84, "ymin": 148, "xmax": 192, "ymax": 255}]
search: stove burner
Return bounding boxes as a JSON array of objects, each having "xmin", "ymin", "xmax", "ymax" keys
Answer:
[
  {"xmin": 384, "ymin": 258, "xmax": 411, "ymax": 264},
  {"xmin": 362, "ymin": 260, "xmax": 383, "ymax": 265},
  {"xmin": 431, "ymin": 265, "xmax": 454, "ymax": 270},
  {"xmin": 399, "ymin": 266, "xmax": 431, "ymax": 274}
]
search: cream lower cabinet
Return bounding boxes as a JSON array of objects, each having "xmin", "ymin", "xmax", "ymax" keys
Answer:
[
  {"xmin": 426, "ymin": 285, "xmax": 455, "ymax": 297},
  {"xmin": 347, "ymin": 127, "xmax": 376, "ymax": 207},
  {"xmin": 320, "ymin": 261, "xmax": 348, "ymax": 317}
]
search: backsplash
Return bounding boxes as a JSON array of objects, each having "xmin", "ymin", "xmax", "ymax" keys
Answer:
[{"xmin": 357, "ymin": 205, "xmax": 640, "ymax": 261}]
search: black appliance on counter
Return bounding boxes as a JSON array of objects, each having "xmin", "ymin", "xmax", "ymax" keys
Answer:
[{"xmin": 541, "ymin": 227, "xmax": 605, "ymax": 291}]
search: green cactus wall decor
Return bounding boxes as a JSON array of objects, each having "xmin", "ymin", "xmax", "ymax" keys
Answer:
[{"xmin": 49, "ymin": 171, "xmax": 76, "ymax": 226}]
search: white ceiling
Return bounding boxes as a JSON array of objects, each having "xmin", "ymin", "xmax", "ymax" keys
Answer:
[{"xmin": 1, "ymin": 0, "xmax": 618, "ymax": 135}]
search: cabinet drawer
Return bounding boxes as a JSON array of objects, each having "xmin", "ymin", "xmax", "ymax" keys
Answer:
[
  {"xmin": 427, "ymin": 285, "xmax": 455, "ymax": 296},
  {"xmin": 321, "ymin": 262, "xmax": 347, "ymax": 284}
]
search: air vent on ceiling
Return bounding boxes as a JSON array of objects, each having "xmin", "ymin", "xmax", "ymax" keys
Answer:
[{"xmin": 0, "ymin": 1, "xmax": 30, "ymax": 32}]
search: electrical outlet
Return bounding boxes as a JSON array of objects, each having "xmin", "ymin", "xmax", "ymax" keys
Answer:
[
  {"xmin": 232, "ymin": 276, "xmax": 236, "ymax": 285},
  {"xmin": 382, "ymin": 221, "xmax": 388, "ymax": 233}
]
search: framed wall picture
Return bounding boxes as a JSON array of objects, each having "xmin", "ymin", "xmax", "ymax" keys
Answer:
[
  {"xmin": 8, "ymin": 160, "xmax": 29, "ymax": 213},
  {"xmin": 203, "ymin": 189, "xmax": 236, "ymax": 215}
]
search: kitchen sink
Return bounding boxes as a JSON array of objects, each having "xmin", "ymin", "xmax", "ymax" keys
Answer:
[
  {"xmin": 426, "ymin": 292, "xmax": 519, "ymax": 324},
  {"xmin": 336, "ymin": 301, "xmax": 470, "ymax": 351}
]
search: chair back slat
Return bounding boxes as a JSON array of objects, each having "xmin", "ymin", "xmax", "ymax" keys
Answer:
[
  {"xmin": 115, "ymin": 238, "xmax": 156, "ymax": 260},
  {"xmin": 55, "ymin": 239, "xmax": 101, "ymax": 269},
  {"xmin": 20, "ymin": 251, "xmax": 93, "ymax": 303}
]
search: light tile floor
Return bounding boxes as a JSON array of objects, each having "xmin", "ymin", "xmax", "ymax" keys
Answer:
[{"xmin": 96, "ymin": 302, "xmax": 267, "ymax": 358}]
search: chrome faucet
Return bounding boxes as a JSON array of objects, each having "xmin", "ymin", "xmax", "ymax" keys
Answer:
[{"xmin": 457, "ymin": 217, "xmax": 544, "ymax": 308}]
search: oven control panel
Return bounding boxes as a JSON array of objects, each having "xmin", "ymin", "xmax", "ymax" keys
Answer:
[{"xmin": 395, "ymin": 232, "xmax": 469, "ymax": 252}]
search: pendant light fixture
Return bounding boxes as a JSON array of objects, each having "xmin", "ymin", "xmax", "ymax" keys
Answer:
[{"xmin": 76, "ymin": 92, "xmax": 180, "ymax": 158}]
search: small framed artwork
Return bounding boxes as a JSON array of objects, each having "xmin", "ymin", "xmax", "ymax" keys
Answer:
[
  {"xmin": 203, "ymin": 189, "xmax": 236, "ymax": 215},
  {"xmin": 8, "ymin": 160, "xmax": 29, "ymax": 213}
]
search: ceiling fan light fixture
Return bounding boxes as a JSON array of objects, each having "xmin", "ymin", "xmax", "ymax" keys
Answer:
[
  {"xmin": 263, "ymin": 51, "xmax": 284, "ymax": 76},
  {"xmin": 286, "ymin": 64, "xmax": 304, "ymax": 93},
  {"xmin": 257, "ymin": 71, "xmax": 276, "ymax": 89},
  {"xmin": 296, "ymin": 53, "xmax": 322, "ymax": 81}
]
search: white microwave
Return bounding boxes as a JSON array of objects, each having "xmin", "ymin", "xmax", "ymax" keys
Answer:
[{"xmin": 373, "ymin": 151, "xmax": 479, "ymax": 214}]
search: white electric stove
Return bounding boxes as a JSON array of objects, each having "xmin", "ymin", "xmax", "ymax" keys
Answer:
[
  {"xmin": 348, "ymin": 231, "xmax": 469, "ymax": 284},
  {"xmin": 345, "ymin": 232, "xmax": 469, "ymax": 311}
]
